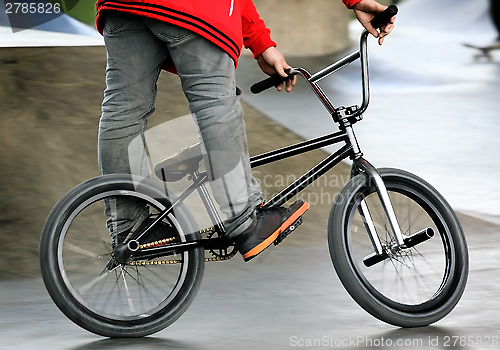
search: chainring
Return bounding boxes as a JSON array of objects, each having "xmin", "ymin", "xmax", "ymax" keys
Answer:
[{"xmin": 206, "ymin": 229, "xmax": 237, "ymax": 260}]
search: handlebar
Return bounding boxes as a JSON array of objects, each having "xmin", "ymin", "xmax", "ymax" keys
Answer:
[
  {"xmin": 250, "ymin": 68, "xmax": 294, "ymax": 94},
  {"xmin": 370, "ymin": 4, "xmax": 398, "ymax": 30},
  {"xmin": 250, "ymin": 5, "xmax": 398, "ymax": 119}
]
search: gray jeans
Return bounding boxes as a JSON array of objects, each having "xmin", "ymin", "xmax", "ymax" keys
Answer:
[{"xmin": 99, "ymin": 11, "xmax": 262, "ymax": 237}]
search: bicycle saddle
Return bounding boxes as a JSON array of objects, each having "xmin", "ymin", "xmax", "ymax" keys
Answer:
[{"xmin": 154, "ymin": 143, "xmax": 203, "ymax": 182}]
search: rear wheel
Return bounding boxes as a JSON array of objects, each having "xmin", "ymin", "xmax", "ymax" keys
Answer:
[
  {"xmin": 40, "ymin": 174, "xmax": 204, "ymax": 337},
  {"xmin": 328, "ymin": 168, "xmax": 468, "ymax": 327}
]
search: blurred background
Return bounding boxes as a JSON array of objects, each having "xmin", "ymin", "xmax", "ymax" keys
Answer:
[{"xmin": 1, "ymin": 0, "xmax": 500, "ymax": 348}]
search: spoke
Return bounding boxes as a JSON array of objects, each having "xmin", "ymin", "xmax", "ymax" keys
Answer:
[
  {"xmin": 352, "ymin": 187, "xmax": 449, "ymax": 305},
  {"xmin": 142, "ymin": 265, "xmax": 178, "ymax": 293},
  {"xmin": 55, "ymin": 188, "xmax": 198, "ymax": 325},
  {"xmin": 120, "ymin": 267, "xmax": 136, "ymax": 314},
  {"xmin": 77, "ymin": 270, "xmax": 113, "ymax": 294},
  {"xmin": 132, "ymin": 267, "xmax": 168, "ymax": 306},
  {"xmin": 65, "ymin": 242, "xmax": 106, "ymax": 260}
]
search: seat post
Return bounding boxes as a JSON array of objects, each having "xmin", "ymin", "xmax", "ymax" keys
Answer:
[{"xmin": 192, "ymin": 171, "xmax": 226, "ymax": 235}]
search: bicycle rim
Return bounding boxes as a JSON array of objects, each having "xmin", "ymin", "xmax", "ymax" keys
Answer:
[
  {"xmin": 329, "ymin": 169, "xmax": 468, "ymax": 326},
  {"xmin": 40, "ymin": 175, "xmax": 204, "ymax": 337},
  {"xmin": 59, "ymin": 190, "xmax": 189, "ymax": 320}
]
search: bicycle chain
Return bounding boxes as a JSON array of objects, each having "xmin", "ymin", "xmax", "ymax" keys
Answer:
[
  {"xmin": 130, "ymin": 227, "xmax": 237, "ymax": 266},
  {"xmin": 128, "ymin": 215, "xmax": 303, "ymax": 266}
]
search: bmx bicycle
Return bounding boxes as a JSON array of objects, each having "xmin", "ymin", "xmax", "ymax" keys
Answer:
[{"xmin": 39, "ymin": 6, "xmax": 468, "ymax": 338}]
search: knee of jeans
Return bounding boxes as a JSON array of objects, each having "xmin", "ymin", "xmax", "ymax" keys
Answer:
[
  {"xmin": 99, "ymin": 108, "xmax": 154, "ymax": 144},
  {"xmin": 102, "ymin": 78, "xmax": 157, "ymax": 119},
  {"xmin": 192, "ymin": 95, "xmax": 244, "ymax": 128},
  {"xmin": 101, "ymin": 92, "xmax": 155, "ymax": 124}
]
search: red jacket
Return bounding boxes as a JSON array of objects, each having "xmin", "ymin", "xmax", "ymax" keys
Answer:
[
  {"xmin": 96, "ymin": 0, "xmax": 360, "ymax": 68},
  {"xmin": 96, "ymin": 0, "xmax": 276, "ymax": 67}
]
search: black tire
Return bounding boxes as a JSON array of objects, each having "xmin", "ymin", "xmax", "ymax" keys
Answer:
[
  {"xmin": 39, "ymin": 174, "xmax": 204, "ymax": 337},
  {"xmin": 328, "ymin": 168, "xmax": 468, "ymax": 327}
]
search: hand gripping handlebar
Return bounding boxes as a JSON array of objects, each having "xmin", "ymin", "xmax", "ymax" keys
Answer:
[{"xmin": 250, "ymin": 5, "xmax": 398, "ymax": 95}]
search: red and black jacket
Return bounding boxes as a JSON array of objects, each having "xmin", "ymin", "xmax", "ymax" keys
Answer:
[
  {"xmin": 96, "ymin": 0, "xmax": 361, "ymax": 68},
  {"xmin": 96, "ymin": 0, "xmax": 277, "ymax": 67}
]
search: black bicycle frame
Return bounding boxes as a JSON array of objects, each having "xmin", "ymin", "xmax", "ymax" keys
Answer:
[
  {"xmin": 130, "ymin": 29, "xmax": 404, "ymax": 260},
  {"xmin": 251, "ymin": 132, "xmax": 353, "ymax": 208},
  {"xmin": 131, "ymin": 127, "xmax": 357, "ymax": 262}
]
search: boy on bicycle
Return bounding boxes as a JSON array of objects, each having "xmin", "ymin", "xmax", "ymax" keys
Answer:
[{"xmin": 96, "ymin": 0, "xmax": 394, "ymax": 261}]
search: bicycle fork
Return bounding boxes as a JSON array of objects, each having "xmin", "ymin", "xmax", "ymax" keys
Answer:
[{"xmin": 351, "ymin": 157, "xmax": 435, "ymax": 267}]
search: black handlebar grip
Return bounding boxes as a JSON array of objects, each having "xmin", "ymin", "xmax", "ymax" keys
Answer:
[
  {"xmin": 370, "ymin": 4, "xmax": 398, "ymax": 29},
  {"xmin": 250, "ymin": 69, "xmax": 293, "ymax": 94}
]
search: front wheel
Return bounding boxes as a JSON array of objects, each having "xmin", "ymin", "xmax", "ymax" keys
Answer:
[
  {"xmin": 39, "ymin": 174, "xmax": 204, "ymax": 337},
  {"xmin": 328, "ymin": 168, "xmax": 468, "ymax": 327}
]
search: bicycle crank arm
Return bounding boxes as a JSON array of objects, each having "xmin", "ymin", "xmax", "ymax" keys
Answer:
[{"xmin": 362, "ymin": 228, "xmax": 435, "ymax": 267}]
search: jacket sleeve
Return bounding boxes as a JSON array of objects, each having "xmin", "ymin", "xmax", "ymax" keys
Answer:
[
  {"xmin": 240, "ymin": 0, "xmax": 277, "ymax": 59},
  {"xmin": 342, "ymin": 0, "xmax": 363, "ymax": 9}
]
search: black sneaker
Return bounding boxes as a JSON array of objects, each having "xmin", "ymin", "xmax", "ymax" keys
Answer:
[{"xmin": 233, "ymin": 200, "xmax": 309, "ymax": 262}]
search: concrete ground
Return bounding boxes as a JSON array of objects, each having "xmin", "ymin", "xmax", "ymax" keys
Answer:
[{"xmin": 1, "ymin": 213, "xmax": 499, "ymax": 350}]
